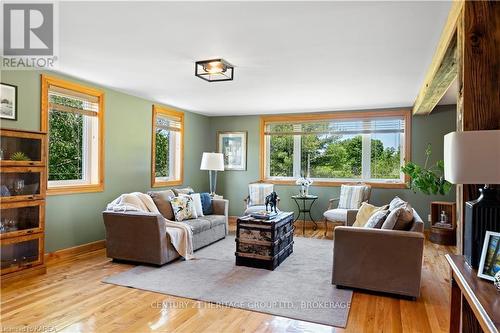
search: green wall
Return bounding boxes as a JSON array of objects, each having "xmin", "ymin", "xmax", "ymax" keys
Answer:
[
  {"xmin": 1, "ymin": 70, "xmax": 211, "ymax": 252},
  {"xmin": 209, "ymin": 105, "xmax": 457, "ymax": 226},
  {"xmin": 1, "ymin": 69, "xmax": 457, "ymax": 252}
]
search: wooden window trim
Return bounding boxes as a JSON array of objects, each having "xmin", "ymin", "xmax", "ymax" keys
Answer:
[
  {"xmin": 151, "ymin": 105, "xmax": 184, "ymax": 188},
  {"xmin": 259, "ymin": 109, "xmax": 412, "ymax": 189},
  {"xmin": 41, "ymin": 74, "xmax": 105, "ymax": 195}
]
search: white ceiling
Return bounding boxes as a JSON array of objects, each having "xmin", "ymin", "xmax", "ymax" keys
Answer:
[{"xmin": 56, "ymin": 1, "xmax": 454, "ymax": 116}]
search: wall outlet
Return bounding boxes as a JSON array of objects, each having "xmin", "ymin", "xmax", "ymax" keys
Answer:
[{"xmin": 428, "ymin": 214, "xmax": 432, "ymax": 223}]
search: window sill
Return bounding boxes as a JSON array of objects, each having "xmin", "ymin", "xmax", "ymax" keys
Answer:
[
  {"xmin": 47, "ymin": 184, "xmax": 104, "ymax": 196},
  {"xmin": 261, "ymin": 179, "xmax": 408, "ymax": 189},
  {"xmin": 151, "ymin": 179, "xmax": 183, "ymax": 188}
]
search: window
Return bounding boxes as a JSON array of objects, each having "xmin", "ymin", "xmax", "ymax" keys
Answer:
[
  {"xmin": 151, "ymin": 105, "xmax": 184, "ymax": 187},
  {"xmin": 260, "ymin": 110, "xmax": 411, "ymax": 188},
  {"xmin": 41, "ymin": 75, "xmax": 104, "ymax": 195}
]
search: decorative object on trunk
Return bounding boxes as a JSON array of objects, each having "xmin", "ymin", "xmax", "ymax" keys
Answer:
[
  {"xmin": 401, "ymin": 144, "xmax": 452, "ymax": 195},
  {"xmin": 250, "ymin": 210, "xmax": 278, "ymax": 220},
  {"xmin": 265, "ymin": 191, "xmax": 278, "ymax": 213}
]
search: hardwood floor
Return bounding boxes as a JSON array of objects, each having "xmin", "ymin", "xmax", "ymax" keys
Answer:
[{"xmin": 1, "ymin": 221, "xmax": 456, "ymax": 333}]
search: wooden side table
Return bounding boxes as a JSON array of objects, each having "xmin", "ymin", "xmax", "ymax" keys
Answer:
[
  {"xmin": 291, "ymin": 195, "xmax": 318, "ymax": 234},
  {"xmin": 445, "ymin": 254, "xmax": 499, "ymax": 333},
  {"xmin": 430, "ymin": 201, "xmax": 456, "ymax": 245}
]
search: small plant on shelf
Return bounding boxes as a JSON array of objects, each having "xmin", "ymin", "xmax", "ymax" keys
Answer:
[
  {"xmin": 10, "ymin": 152, "xmax": 30, "ymax": 161},
  {"xmin": 401, "ymin": 144, "xmax": 452, "ymax": 195}
]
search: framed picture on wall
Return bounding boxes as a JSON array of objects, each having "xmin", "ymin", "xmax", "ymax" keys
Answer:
[
  {"xmin": 0, "ymin": 83, "xmax": 18, "ymax": 121},
  {"xmin": 477, "ymin": 231, "xmax": 500, "ymax": 281},
  {"xmin": 217, "ymin": 131, "xmax": 247, "ymax": 171}
]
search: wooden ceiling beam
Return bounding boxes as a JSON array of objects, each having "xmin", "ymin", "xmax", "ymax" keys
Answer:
[{"xmin": 413, "ymin": 1, "xmax": 464, "ymax": 116}]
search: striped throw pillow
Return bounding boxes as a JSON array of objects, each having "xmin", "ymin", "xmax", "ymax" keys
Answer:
[
  {"xmin": 338, "ymin": 185, "xmax": 365, "ymax": 209},
  {"xmin": 249, "ymin": 183, "xmax": 273, "ymax": 206}
]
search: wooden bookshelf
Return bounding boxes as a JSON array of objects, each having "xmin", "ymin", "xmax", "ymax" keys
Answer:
[{"xmin": 1, "ymin": 128, "xmax": 47, "ymax": 282}]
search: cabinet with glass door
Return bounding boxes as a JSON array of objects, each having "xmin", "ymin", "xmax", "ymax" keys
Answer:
[{"xmin": 0, "ymin": 129, "xmax": 47, "ymax": 281}]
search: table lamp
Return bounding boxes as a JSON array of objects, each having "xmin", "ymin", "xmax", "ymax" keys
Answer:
[
  {"xmin": 200, "ymin": 152, "xmax": 224, "ymax": 195},
  {"xmin": 444, "ymin": 130, "xmax": 500, "ymax": 268}
]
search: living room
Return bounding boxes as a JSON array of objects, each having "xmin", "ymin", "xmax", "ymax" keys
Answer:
[{"xmin": 1, "ymin": 1, "xmax": 499, "ymax": 332}]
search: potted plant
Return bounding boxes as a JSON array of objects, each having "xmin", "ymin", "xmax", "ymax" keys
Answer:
[{"xmin": 401, "ymin": 144, "xmax": 452, "ymax": 195}]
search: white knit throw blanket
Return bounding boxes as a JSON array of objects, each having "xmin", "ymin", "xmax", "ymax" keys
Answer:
[{"xmin": 106, "ymin": 192, "xmax": 194, "ymax": 260}]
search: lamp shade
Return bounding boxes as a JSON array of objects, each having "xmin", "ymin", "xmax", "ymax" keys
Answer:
[
  {"xmin": 200, "ymin": 152, "xmax": 224, "ymax": 171},
  {"xmin": 444, "ymin": 130, "xmax": 500, "ymax": 184}
]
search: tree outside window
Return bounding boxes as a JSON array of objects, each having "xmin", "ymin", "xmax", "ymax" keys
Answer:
[{"xmin": 264, "ymin": 112, "xmax": 409, "ymax": 185}]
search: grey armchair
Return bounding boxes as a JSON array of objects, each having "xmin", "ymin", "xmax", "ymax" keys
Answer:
[
  {"xmin": 323, "ymin": 183, "xmax": 371, "ymax": 235},
  {"xmin": 332, "ymin": 209, "xmax": 425, "ymax": 299}
]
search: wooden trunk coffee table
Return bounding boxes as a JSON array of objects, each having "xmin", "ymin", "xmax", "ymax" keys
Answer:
[{"xmin": 235, "ymin": 212, "xmax": 294, "ymax": 270}]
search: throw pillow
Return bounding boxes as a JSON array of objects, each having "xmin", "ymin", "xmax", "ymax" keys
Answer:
[
  {"xmin": 172, "ymin": 187, "xmax": 194, "ymax": 196},
  {"xmin": 147, "ymin": 190, "xmax": 176, "ymax": 220},
  {"xmin": 338, "ymin": 185, "xmax": 365, "ymax": 209},
  {"xmin": 200, "ymin": 192, "xmax": 213, "ymax": 215},
  {"xmin": 364, "ymin": 210, "xmax": 389, "ymax": 229},
  {"xmin": 382, "ymin": 207, "xmax": 414, "ymax": 231},
  {"xmin": 388, "ymin": 196, "xmax": 414, "ymax": 226},
  {"xmin": 389, "ymin": 196, "xmax": 409, "ymax": 211},
  {"xmin": 353, "ymin": 203, "xmax": 388, "ymax": 227},
  {"xmin": 190, "ymin": 193, "xmax": 204, "ymax": 217},
  {"xmin": 170, "ymin": 196, "xmax": 197, "ymax": 221}
]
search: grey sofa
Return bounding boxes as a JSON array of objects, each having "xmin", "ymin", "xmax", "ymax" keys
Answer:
[
  {"xmin": 103, "ymin": 198, "xmax": 228, "ymax": 265},
  {"xmin": 332, "ymin": 209, "xmax": 425, "ymax": 298}
]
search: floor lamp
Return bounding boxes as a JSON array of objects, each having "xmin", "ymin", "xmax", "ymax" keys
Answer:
[
  {"xmin": 200, "ymin": 152, "xmax": 224, "ymax": 196},
  {"xmin": 444, "ymin": 130, "xmax": 500, "ymax": 268}
]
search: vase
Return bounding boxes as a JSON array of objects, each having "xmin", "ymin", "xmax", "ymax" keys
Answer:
[
  {"xmin": 305, "ymin": 186, "xmax": 309, "ymax": 196},
  {"xmin": 300, "ymin": 185, "xmax": 305, "ymax": 196}
]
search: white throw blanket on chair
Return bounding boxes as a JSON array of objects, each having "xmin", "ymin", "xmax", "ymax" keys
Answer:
[{"xmin": 106, "ymin": 192, "xmax": 194, "ymax": 260}]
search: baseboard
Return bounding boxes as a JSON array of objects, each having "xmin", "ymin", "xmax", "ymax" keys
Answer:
[{"xmin": 45, "ymin": 239, "xmax": 106, "ymax": 264}]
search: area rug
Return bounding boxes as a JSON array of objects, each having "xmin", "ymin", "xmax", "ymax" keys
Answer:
[{"xmin": 103, "ymin": 236, "xmax": 352, "ymax": 328}]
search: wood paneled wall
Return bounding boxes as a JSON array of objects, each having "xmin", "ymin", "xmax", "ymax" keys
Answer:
[{"xmin": 456, "ymin": 1, "xmax": 500, "ymax": 252}]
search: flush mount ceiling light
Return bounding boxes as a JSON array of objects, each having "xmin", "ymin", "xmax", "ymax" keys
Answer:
[{"xmin": 195, "ymin": 58, "xmax": 234, "ymax": 82}]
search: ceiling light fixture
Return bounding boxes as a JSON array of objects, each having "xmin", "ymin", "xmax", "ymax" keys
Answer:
[{"xmin": 195, "ymin": 58, "xmax": 234, "ymax": 82}]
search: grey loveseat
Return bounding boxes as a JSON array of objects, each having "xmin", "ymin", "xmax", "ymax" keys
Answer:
[
  {"xmin": 332, "ymin": 209, "xmax": 424, "ymax": 298},
  {"xmin": 103, "ymin": 196, "xmax": 228, "ymax": 265}
]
